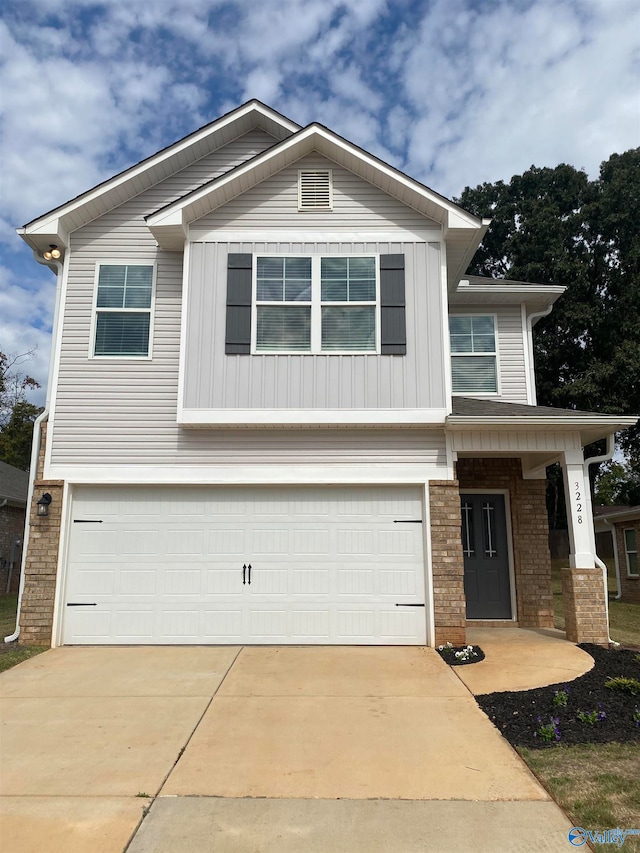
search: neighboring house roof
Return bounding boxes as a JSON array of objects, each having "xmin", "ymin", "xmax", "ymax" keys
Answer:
[
  {"xmin": 593, "ymin": 505, "xmax": 628, "ymax": 517},
  {"xmin": 0, "ymin": 461, "xmax": 29, "ymax": 507},
  {"xmin": 448, "ymin": 396, "xmax": 639, "ymax": 445},
  {"xmin": 594, "ymin": 505, "xmax": 640, "ymax": 524}
]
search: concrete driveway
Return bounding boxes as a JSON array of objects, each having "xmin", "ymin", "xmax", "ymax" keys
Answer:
[{"xmin": 0, "ymin": 646, "xmax": 575, "ymax": 852}]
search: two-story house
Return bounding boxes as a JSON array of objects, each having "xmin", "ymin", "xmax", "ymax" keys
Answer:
[{"xmin": 12, "ymin": 101, "xmax": 637, "ymax": 649}]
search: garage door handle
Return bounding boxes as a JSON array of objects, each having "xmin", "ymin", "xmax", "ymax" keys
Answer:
[
  {"xmin": 395, "ymin": 603, "xmax": 425, "ymax": 607},
  {"xmin": 248, "ymin": 564, "xmax": 252, "ymax": 585},
  {"xmin": 242, "ymin": 564, "xmax": 246, "ymax": 584},
  {"xmin": 67, "ymin": 602, "xmax": 97, "ymax": 606}
]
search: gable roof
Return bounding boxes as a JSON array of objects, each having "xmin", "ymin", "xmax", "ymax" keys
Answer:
[
  {"xmin": 17, "ymin": 100, "xmax": 299, "ymax": 257},
  {"xmin": 145, "ymin": 122, "xmax": 488, "ymax": 288},
  {"xmin": 18, "ymin": 101, "xmax": 489, "ymax": 289},
  {"xmin": 0, "ymin": 461, "xmax": 29, "ymax": 506}
]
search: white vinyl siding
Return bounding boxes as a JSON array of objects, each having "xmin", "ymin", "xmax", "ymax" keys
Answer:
[
  {"xmin": 624, "ymin": 528, "xmax": 638, "ymax": 576},
  {"xmin": 254, "ymin": 255, "xmax": 378, "ymax": 354},
  {"xmin": 450, "ymin": 315, "xmax": 498, "ymax": 394},
  {"xmin": 93, "ymin": 263, "xmax": 154, "ymax": 357}
]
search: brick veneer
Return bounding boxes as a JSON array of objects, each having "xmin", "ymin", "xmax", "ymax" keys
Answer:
[
  {"xmin": 456, "ymin": 458, "xmax": 554, "ymax": 629},
  {"xmin": 18, "ymin": 421, "xmax": 65, "ymax": 646},
  {"xmin": 614, "ymin": 518, "xmax": 640, "ymax": 604},
  {"xmin": 561, "ymin": 567, "xmax": 609, "ymax": 644},
  {"xmin": 429, "ymin": 480, "xmax": 466, "ymax": 646}
]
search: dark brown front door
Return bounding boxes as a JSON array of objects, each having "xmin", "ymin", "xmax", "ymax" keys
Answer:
[{"xmin": 460, "ymin": 493, "xmax": 512, "ymax": 619}]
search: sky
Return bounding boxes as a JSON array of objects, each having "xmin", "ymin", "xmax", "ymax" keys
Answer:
[{"xmin": 1, "ymin": 0, "xmax": 639, "ymax": 402}]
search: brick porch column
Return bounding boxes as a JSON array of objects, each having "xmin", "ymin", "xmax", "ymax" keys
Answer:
[
  {"xmin": 561, "ymin": 567, "xmax": 609, "ymax": 645},
  {"xmin": 429, "ymin": 480, "xmax": 466, "ymax": 646}
]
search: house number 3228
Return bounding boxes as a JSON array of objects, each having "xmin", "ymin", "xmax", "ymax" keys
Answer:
[{"xmin": 574, "ymin": 482, "xmax": 583, "ymax": 524}]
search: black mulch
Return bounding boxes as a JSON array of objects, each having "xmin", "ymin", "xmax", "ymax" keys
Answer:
[
  {"xmin": 436, "ymin": 644, "xmax": 485, "ymax": 666},
  {"xmin": 476, "ymin": 644, "xmax": 640, "ymax": 749}
]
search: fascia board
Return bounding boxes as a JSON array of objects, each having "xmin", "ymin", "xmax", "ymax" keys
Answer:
[
  {"xmin": 446, "ymin": 415, "xmax": 638, "ymax": 431},
  {"xmin": 451, "ymin": 281, "xmax": 566, "ymax": 307},
  {"xmin": 21, "ymin": 101, "xmax": 299, "ymax": 235},
  {"xmin": 179, "ymin": 408, "xmax": 449, "ymax": 426},
  {"xmin": 147, "ymin": 124, "xmax": 484, "ymax": 230}
]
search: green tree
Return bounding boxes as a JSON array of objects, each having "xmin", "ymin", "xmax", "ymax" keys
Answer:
[
  {"xmin": 594, "ymin": 461, "xmax": 640, "ymax": 507},
  {"xmin": 0, "ymin": 350, "xmax": 42, "ymax": 470}
]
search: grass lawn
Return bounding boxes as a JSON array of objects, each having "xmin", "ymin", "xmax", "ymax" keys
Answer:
[
  {"xmin": 0, "ymin": 594, "xmax": 47, "ymax": 673},
  {"xmin": 515, "ymin": 562, "xmax": 640, "ymax": 847},
  {"xmin": 520, "ymin": 743, "xmax": 640, "ymax": 852}
]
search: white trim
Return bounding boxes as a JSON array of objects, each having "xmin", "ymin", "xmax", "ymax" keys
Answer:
[
  {"xmin": 51, "ymin": 480, "xmax": 72, "ymax": 648},
  {"xmin": 189, "ymin": 228, "xmax": 442, "ymax": 243},
  {"xmin": 89, "ymin": 260, "xmax": 157, "ymax": 360},
  {"xmin": 47, "ymin": 463, "xmax": 449, "ymax": 486},
  {"xmin": 460, "ymin": 488, "xmax": 517, "ymax": 622},
  {"xmin": 440, "ymin": 241, "xmax": 453, "ymax": 413},
  {"xmin": 521, "ymin": 304, "xmax": 533, "ymax": 405},
  {"xmin": 422, "ymin": 482, "xmax": 436, "ymax": 646},
  {"xmin": 176, "ymin": 241, "xmax": 191, "ymax": 424},
  {"xmin": 179, "ymin": 407, "xmax": 449, "ymax": 426},
  {"xmin": 44, "ymin": 252, "xmax": 70, "ymax": 476}
]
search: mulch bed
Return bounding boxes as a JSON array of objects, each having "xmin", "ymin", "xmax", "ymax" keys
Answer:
[{"xmin": 476, "ymin": 644, "xmax": 640, "ymax": 749}]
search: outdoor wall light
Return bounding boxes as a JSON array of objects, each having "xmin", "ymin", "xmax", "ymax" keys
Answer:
[
  {"xmin": 37, "ymin": 493, "xmax": 52, "ymax": 517},
  {"xmin": 43, "ymin": 245, "xmax": 61, "ymax": 260}
]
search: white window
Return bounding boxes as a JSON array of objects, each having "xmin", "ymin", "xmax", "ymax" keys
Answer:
[
  {"xmin": 254, "ymin": 255, "xmax": 378, "ymax": 354},
  {"xmin": 449, "ymin": 315, "xmax": 498, "ymax": 393},
  {"xmin": 624, "ymin": 528, "xmax": 638, "ymax": 577},
  {"xmin": 92, "ymin": 263, "xmax": 154, "ymax": 357},
  {"xmin": 298, "ymin": 170, "xmax": 333, "ymax": 210}
]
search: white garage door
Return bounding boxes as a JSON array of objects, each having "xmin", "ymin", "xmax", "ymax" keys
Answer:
[{"xmin": 63, "ymin": 485, "xmax": 427, "ymax": 645}]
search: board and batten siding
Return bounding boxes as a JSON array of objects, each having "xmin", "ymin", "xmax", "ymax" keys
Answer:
[
  {"xmin": 184, "ymin": 241, "xmax": 446, "ymax": 410},
  {"xmin": 449, "ymin": 305, "xmax": 529, "ymax": 403},
  {"xmin": 193, "ymin": 154, "xmax": 437, "ymax": 233}
]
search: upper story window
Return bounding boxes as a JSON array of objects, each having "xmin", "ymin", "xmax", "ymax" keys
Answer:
[
  {"xmin": 93, "ymin": 263, "xmax": 154, "ymax": 357},
  {"xmin": 449, "ymin": 315, "xmax": 498, "ymax": 393},
  {"xmin": 624, "ymin": 528, "xmax": 638, "ymax": 577},
  {"xmin": 254, "ymin": 255, "xmax": 377, "ymax": 353},
  {"xmin": 298, "ymin": 170, "xmax": 333, "ymax": 210}
]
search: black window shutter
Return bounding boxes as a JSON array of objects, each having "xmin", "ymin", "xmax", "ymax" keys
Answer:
[
  {"xmin": 380, "ymin": 254, "xmax": 406, "ymax": 355},
  {"xmin": 225, "ymin": 253, "xmax": 252, "ymax": 354}
]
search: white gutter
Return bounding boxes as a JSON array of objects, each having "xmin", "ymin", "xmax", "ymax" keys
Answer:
[
  {"xmin": 5, "ymin": 251, "xmax": 64, "ymax": 643},
  {"xmin": 583, "ymin": 434, "xmax": 618, "ymax": 646},
  {"xmin": 526, "ymin": 304, "xmax": 554, "ymax": 406}
]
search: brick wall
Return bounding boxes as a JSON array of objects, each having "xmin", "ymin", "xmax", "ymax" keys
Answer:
[
  {"xmin": 18, "ymin": 479, "xmax": 64, "ymax": 646},
  {"xmin": 0, "ymin": 504, "xmax": 26, "ymax": 594},
  {"xmin": 614, "ymin": 519, "xmax": 640, "ymax": 604},
  {"xmin": 456, "ymin": 458, "xmax": 554, "ymax": 629},
  {"xmin": 562, "ymin": 567, "xmax": 609, "ymax": 644},
  {"xmin": 429, "ymin": 480, "xmax": 466, "ymax": 646}
]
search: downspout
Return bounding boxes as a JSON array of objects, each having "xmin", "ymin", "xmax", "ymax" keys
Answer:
[
  {"xmin": 582, "ymin": 434, "xmax": 618, "ymax": 645},
  {"xmin": 602, "ymin": 518, "xmax": 622, "ymax": 600},
  {"xmin": 5, "ymin": 251, "xmax": 64, "ymax": 643},
  {"xmin": 526, "ymin": 304, "xmax": 554, "ymax": 405}
]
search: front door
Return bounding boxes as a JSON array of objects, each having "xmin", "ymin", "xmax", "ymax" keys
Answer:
[{"xmin": 460, "ymin": 493, "xmax": 512, "ymax": 619}]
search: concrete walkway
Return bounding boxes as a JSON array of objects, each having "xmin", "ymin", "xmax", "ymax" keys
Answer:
[{"xmin": 0, "ymin": 641, "xmax": 584, "ymax": 852}]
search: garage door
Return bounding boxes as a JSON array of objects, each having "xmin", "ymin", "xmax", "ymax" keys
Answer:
[{"xmin": 63, "ymin": 485, "xmax": 427, "ymax": 645}]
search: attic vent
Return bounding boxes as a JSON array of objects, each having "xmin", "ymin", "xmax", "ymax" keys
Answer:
[{"xmin": 298, "ymin": 169, "xmax": 333, "ymax": 210}]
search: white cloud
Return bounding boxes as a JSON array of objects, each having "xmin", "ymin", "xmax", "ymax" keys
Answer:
[{"xmin": 1, "ymin": 0, "xmax": 638, "ymax": 397}]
